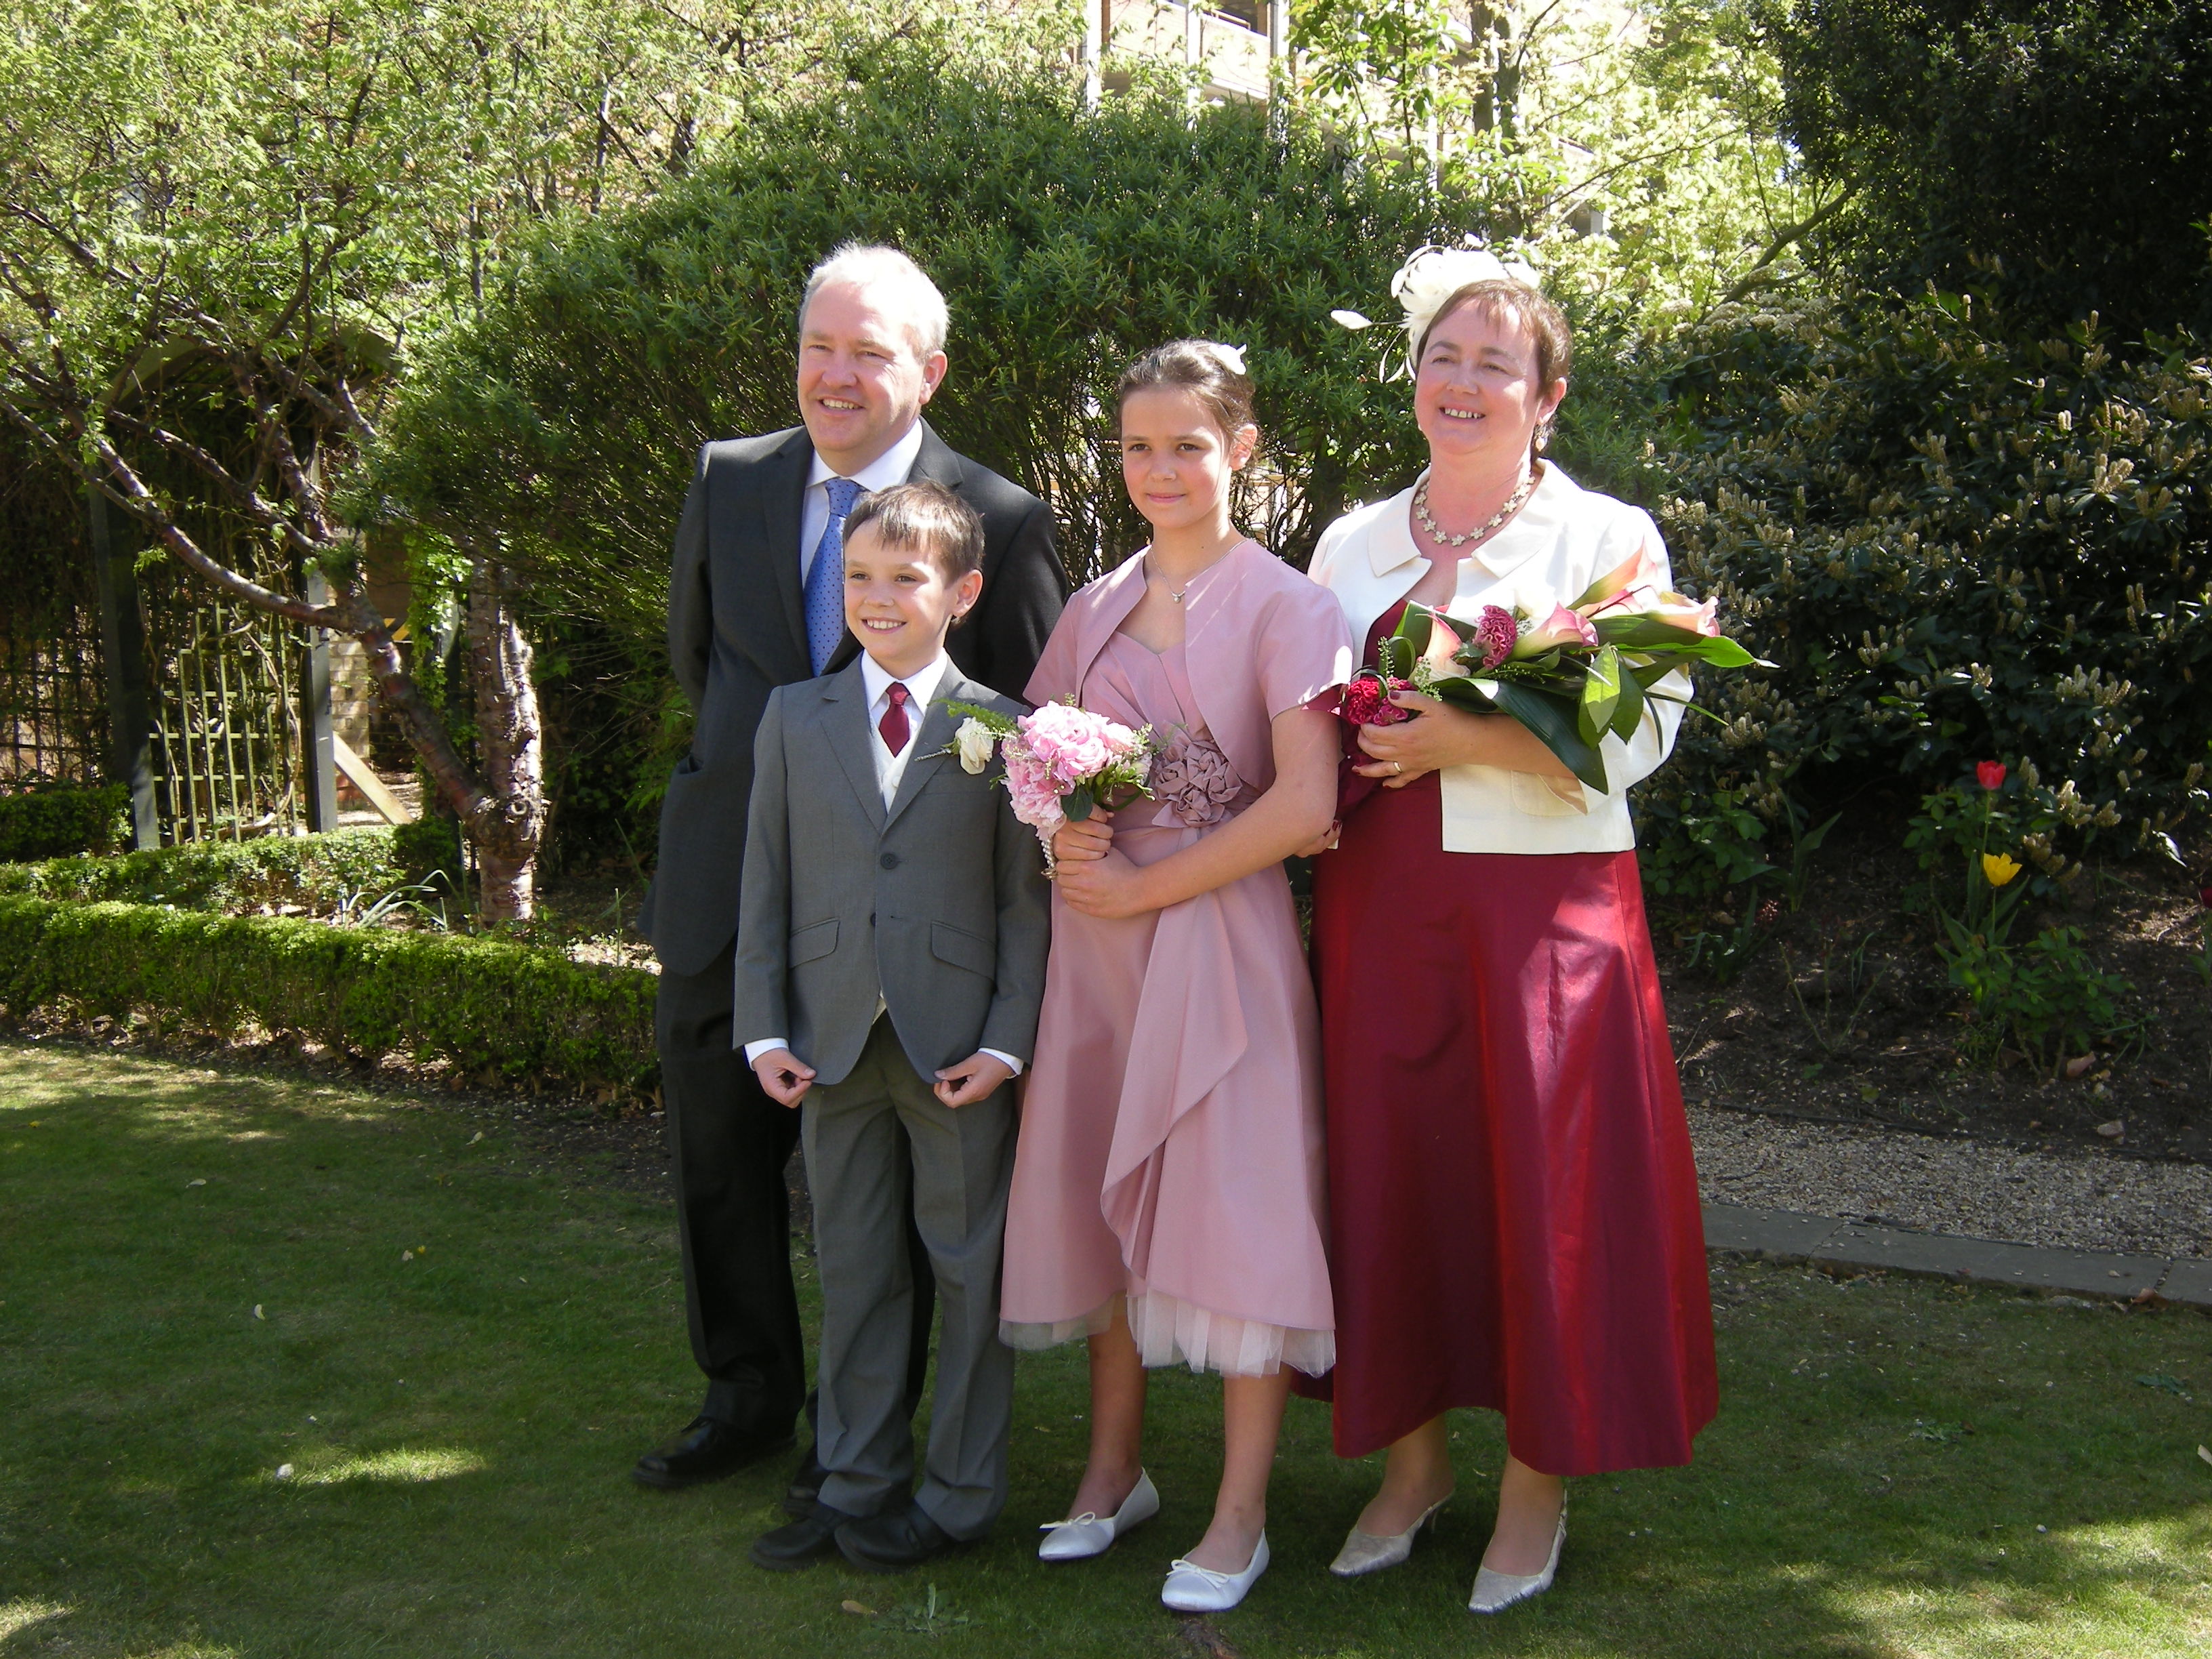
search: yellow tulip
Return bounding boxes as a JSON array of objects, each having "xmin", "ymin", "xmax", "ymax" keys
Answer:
[{"xmin": 1982, "ymin": 853, "xmax": 2023, "ymax": 888}]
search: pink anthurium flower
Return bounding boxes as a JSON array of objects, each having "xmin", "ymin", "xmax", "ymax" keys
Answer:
[
  {"xmin": 1572, "ymin": 544, "xmax": 1668, "ymax": 613},
  {"xmin": 1641, "ymin": 589, "xmax": 1721, "ymax": 636},
  {"xmin": 1420, "ymin": 611, "xmax": 1466, "ymax": 675},
  {"xmin": 1512, "ymin": 602, "xmax": 1600, "ymax": 659}
]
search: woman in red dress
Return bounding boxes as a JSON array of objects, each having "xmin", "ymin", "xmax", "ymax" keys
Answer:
[{"xmin": 1302, "ymin": 255, "xmax": 1717, "ymax": 1614}]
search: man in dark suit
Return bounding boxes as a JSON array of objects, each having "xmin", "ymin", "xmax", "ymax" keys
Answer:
[{"xmin": 632, "ymin": 243, "xmax": 1065, "ymax": 1496}]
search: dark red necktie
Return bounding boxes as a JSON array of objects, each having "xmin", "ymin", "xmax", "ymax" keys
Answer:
[{"xmin": 878, "ymin": 682, "xmax": 912, "ymax": 755}]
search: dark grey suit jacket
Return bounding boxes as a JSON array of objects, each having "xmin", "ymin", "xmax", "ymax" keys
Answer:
[
  {"xmin": 640, "ymin": 421, "xmax": 1064, "ymax": 977},
  {"xmin": 733, "ymin": 664, "xmax": 1050, "ymax": 1088}
]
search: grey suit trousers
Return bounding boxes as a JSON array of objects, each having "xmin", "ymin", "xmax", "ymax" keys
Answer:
[{"xmin": 805, "ymin": 1017, "xmax": 1017, "ymax": 1538}]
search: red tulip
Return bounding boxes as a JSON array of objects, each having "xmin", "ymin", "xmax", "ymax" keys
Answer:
[{"xmin": 1976, "ymin": 761, "xmax": 2007, "ymax": 791}]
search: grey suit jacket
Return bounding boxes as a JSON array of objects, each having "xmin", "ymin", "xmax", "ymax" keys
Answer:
[
  {"xmin": 641, "ymin": 421, "xmax": 1065, "ymax": 978},
  {"xmin": 732, "ymin": 663, "xmax": 1051, "ymax": 1089}
]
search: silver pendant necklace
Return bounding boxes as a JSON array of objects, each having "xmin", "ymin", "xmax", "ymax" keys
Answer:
[{"xmin": 1414, "ymin": 466, "xmax": 1538, "ymax": 550}]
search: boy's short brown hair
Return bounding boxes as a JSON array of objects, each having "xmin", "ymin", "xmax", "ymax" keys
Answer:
[{"xmin": 843, "ymin": 479, "xmax": 985, "ymax": 583}]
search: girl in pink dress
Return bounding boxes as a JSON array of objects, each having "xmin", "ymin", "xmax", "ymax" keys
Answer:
[{"xmin": 999, "ymin": 341, "xmax": 1351, "ymax": 1612}]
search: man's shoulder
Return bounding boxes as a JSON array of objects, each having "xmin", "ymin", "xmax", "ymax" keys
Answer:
[
  {"xmin": 920, "ymin": 430, "xmax": 1043, "ymax": 524},
  {"xmin": 699, "ymin": 426, "xmax": 808, "ymax": 471}
]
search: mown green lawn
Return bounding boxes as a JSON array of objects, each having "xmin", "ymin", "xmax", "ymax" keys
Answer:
[{"xmin": 1, "ymin": 1038, "xmax": 2208, "ymax": 1658}]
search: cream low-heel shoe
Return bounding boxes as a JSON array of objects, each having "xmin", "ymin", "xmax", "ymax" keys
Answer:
[
  {"xmin": 1467, "ymin": 1510, "xmax": 1565, "ymax": 1614},
  {"xmin": 1328, "ymin": 1494, "xmax": 1450, "ymax": 1578},
  {"xmin": 1037, "ymin": 1469, "xmax": 1160, "ymax": 1562},
  {"xmin": 1162, "ymin": 1531, "xmax": 1270, "ymax": 1613}
]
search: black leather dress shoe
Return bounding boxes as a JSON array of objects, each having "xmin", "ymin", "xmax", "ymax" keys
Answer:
[
  {"xmin": 783, "ymin": 1444, "xmax": 827, "ymax": 1519},
  {"xmin": 631, "ymin": 1416, "xmax": 794, "ymax": 1490},
  {"xmin": 836, "ymin": 1501, "xmax": 972, "ymax": 1574},
  {"xmin": 749, "ymin": 1501, "xmax": 852, "ymax": 1571}
]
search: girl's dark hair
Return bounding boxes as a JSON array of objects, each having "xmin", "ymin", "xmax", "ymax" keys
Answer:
[
  {"xmin": 1115, "ymin": 340, "xmax": 1256, "ymax": 438},
  {"xmin": 1416, "ymin": 279, "xmax": 1574, "ymax": 388}
]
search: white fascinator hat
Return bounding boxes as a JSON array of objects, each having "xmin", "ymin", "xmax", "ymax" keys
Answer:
[{"xmin": 1332, "ymin": 240, "xmax": 1542, "ymax": 379}]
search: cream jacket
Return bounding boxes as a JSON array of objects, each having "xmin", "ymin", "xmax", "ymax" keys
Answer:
[{"xmin": 1308, "ymin": 463, "xmax": 1687, "ymax": 855}]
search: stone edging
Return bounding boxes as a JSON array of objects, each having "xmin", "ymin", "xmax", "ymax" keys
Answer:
[{"xmin": 1704, "ymin": 1202, "xmax": 2212, "ymax": 1310}]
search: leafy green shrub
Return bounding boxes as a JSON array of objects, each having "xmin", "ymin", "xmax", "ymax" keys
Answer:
[
  {"xmin": 0, "ymin": 782, "xmax": 127, "ymax": 861},
  {"xmin": 0, "ymin": 829, "xmax": 404, "ymax": 913},
  {"xmin": 1939, "ymin": 925, "xmax": 2136, "ymax": 1072},
  {"xmin": 1643, "ymin": 288, "xmax": 2211, "ymax": 872},
  {"xmin": 0, "ymin": 895, "xmax": 654, "ymax": 1093},
  {"xmin": 391, "ymin": 816, "xmax": 462, "ymax": 888}
]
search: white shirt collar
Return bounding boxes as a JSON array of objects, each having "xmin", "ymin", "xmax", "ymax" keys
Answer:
[
  {"xmin": 858, "ymin": 649, "xmax": 952, "ymax": 718},
  {"xmin": 809, "ymin": 419, "xmax": 927, "ymax": 493}
]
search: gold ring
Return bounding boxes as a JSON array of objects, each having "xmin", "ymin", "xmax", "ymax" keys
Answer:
[{"xmin": 1393, "ymin": 760, "xmax": 1404, "ymax": 775}]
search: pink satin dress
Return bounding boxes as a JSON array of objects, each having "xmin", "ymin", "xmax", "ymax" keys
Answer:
[{"xmin": 998, "ymin": 541, "xmax": 1351, "ymax": 1376}]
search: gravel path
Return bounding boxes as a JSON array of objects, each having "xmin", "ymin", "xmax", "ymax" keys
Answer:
[{"xmin": 1689, "ymin": 1107, "xmax": 2212, "ymax": 1261}]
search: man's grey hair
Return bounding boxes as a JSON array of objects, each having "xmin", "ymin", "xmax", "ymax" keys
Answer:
[{"xmin": 800, "ymin": 243, "xmax": 950, "ymax": 360}]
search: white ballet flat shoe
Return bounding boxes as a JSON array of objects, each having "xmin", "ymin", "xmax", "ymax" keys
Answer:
[
  {"xmin": 1328, "ymin": 1494, "xmax": 1450, "ymax": 1578},
  {"xmin": 1467, "ymin": 1511, "xmax": 1566, "ymax": 1614},
  {"xmin": 1037, "ymin": 1469, "xmax": 1160, "ymax": 1562},
  {"xmin": 1162, "ymin": 1531, "xmax": 1271, "ymax": 1613}
]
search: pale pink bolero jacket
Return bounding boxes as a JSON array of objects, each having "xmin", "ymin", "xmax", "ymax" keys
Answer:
[{"xmin": 1307, "ymin": 463, "xmax": 1688, "ymax": 855}]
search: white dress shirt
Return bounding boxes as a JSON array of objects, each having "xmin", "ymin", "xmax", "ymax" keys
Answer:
[
  {"xmin": 744, "ymin": 647, "xmax": 1023, "ymax": 1079},
  {"xmin": 798, "ymin": 420, "xmax": 928, "ymax": 583}
]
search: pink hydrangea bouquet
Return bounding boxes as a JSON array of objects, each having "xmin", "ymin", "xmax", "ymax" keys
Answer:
[
  {"xmin": 1342, "ymin": 547, "xmax": 1767, "ymax": 792},
  {"xmin": 943, "ymin": 697, "xmax": 1157, "ymax": 867}
]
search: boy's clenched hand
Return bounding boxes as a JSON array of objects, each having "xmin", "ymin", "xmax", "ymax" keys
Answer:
[
  {"xmin": 933, "ymin": 1051, "xmax": 1015, "ymax": 1109},
  {"xmin": 752, "ymin": 1048, "xmax": 816, "ymax": 1107}
]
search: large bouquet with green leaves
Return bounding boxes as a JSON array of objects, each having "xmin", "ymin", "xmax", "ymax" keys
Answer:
[{"xmin": 1340, "ymin": 549, "xmax": 1767, "ymax": 793}]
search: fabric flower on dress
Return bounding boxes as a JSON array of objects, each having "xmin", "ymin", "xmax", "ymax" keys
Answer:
[{"xmin": 1152, "ymin": 735, "xmax": 1244, "ymax": 827}]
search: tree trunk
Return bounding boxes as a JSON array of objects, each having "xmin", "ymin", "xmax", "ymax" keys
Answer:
[{"xmin": 464, "ymin": 556, "xmax": 546, "ymax": 921}]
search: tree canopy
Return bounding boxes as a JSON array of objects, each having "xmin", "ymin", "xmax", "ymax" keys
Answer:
[{"xmin": 1767, "ymin": 0, "xmax": 2212, "ymax": 339}]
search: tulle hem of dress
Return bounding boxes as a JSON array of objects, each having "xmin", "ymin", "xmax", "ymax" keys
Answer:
[{"xmin": 999, "ymin": 1292, "xmax": 1335, "ymax": 1379}]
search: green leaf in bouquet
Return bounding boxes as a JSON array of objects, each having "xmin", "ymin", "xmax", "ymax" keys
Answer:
[
  {"xmin": 1063, "ymin": 785, "xmax": 1097, "ymax": 822},
  {"xmin": 1488, "ymin": 680, "xmax": 1610, "ymax": 794},
  {"xmin": 1427, "ymin": 675, "xmax": 1498, "ymax": 712},
  {"xmin": 1608, "ymin": 661, "xmax": 1648, "ymax": 741},
  {"xmin": 1631, "ymin": 658, "xmax": 1681, "ymax": 690},
  {"xmin": 1578, "ymin": 644, "xmax": 1624, "ymax": 745},
  {"xmin": 1391, "ymin": 603, "xmax": 1435, "ymax": 660},
  {"xmin": 1379, "ymin": 635, "xmax": 1414, "ymax": 681}
]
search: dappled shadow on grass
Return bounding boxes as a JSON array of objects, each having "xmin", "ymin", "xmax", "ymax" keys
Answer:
[{"xmin": 2, "ymin": 1040, "xmax": 2209, "ymax": 1658}]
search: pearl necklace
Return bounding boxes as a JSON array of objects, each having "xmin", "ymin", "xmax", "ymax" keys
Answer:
[{"xmin": 1413, "ymin": 466, "xmax": 1538, "ymax": 550}]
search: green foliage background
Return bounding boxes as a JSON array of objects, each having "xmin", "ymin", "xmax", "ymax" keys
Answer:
[{"xmin": 1639, "ymin": 287, "xmax": 2211, "ymax": 875}]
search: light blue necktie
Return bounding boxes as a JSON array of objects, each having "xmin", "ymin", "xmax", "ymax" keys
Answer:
[{"xmin": 804, "ymin": 477, "xmax": 865, "ymax": 674}]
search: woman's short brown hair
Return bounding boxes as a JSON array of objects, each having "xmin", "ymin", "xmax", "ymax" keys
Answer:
[
  {"xmin": 1416, "ymin": 279, "xmax": 1574, "ymax": 388},
  {"xmin": 843, "ymin": 479, "xmax": 985, "ymax": 582}
]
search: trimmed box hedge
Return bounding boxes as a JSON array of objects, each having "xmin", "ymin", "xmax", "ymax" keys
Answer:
[
  {"xmin": 0, "ymin": 828, "xmax": 406, "ymax": 912},
  {"xmin": 0, "ymin": 783, "xmax": 128, "ymax": 862},
  {"xmin": 0, "ymin": 895, "xmax": 655, "ymax": 1094}
]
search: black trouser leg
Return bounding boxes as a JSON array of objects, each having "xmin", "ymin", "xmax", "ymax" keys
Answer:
[{"xmin": 657, "ymin": 939, "xmax": 806, "ymax": 1431}]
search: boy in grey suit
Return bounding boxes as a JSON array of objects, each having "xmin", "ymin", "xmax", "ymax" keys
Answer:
[{"xmin": 736, "ymin": 480, "xmax": 1050, "ymax": 1574}]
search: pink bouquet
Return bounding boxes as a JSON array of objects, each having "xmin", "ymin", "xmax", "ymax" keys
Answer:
[{"xmin": 944, "ymin": 697, "xmax": 1157, "ymax": 866}]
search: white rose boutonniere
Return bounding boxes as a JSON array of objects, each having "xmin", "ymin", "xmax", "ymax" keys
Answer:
[{"xmin": 952, "ymin": 715, "xmax": 1000, "ymax": 775}]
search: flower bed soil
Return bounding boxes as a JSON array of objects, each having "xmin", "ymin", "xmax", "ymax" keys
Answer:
[{"xmin": 1650, "ymin": 813, "xmax": 2212, "ymax": 1165}]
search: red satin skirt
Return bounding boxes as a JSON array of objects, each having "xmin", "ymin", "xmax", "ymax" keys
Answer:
[{"xmin": 1303, "ymin": 769, "xmax": 1717, "ymax": 1475}]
